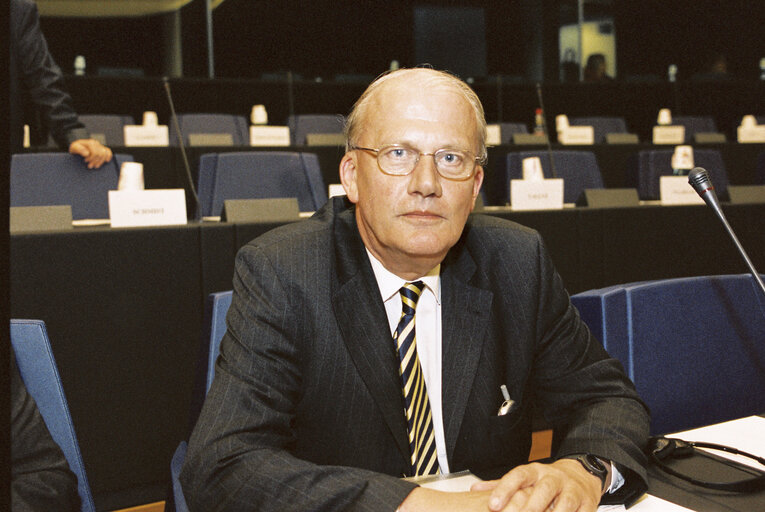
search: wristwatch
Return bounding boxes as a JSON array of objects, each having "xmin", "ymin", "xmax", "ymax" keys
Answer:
[{"xmin": 563, "ymin": 454, "xmax": 610, "ymax": 494}]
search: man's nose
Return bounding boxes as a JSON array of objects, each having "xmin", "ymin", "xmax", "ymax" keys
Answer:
[{"xmin": 407, "ymin": 154, "xmax": 442, "ymax": 197}]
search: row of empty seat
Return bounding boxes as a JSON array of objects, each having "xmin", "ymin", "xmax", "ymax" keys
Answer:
[
  {"xmin": 76, "ymin": 113, "xmax": 346, "ymax": 147},
  {"xmin": 10, "ymin": 147, "xmax": 765, "ymax": 220},
  {"xmin": 74, "ymin": 113, "xmax": 765, "ymax": 147},
  {"xmin": 504, "ymin": 148, "xmax": 735, "ymax": 204}
]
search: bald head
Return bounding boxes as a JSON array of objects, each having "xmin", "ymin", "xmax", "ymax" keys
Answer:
[{"xmin": 344, "ymin": 68, "xmax": 487, "ymax": 161}]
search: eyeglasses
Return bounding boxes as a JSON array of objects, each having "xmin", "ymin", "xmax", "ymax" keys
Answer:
[{"xmin": 350, "ymin": 144, "xmax": 484, "ymax": 181}]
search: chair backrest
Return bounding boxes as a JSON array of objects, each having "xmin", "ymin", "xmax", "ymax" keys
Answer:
[
  {"xmin": 11, "ymin": 319, "xmax": 96, "ymax": 512},
  {"xmin": 79, "ymin": 114, "xmax": 135, "ymax": 146},
  {"xmin": 632, "ymin": 148, "xmax": 728, "ymax": 200},
  {"xmin": 671, "ymin": 115, "xmax": 718, "ymax": 142},
  {"xmin": 197, "ymin": 151, "xmax": 327, "ymax": 218},
  {"xmin": 498, "ymin": 122, "xmax": 529, "ymax": 144},
  {"xmin": 570, "ymin": 116, "xmax": 628, "ymax": 143},
  {"xmin": 171, "ymin": 291, "xmax": 233, "ymax": 512},
  {"xmin": 756, "ymin": 151, "xmax": 765, "ymax": 185},
  {"xmin": 571, "ymin": 274, "xmax": 765, "ymax": 435},
  {"xmin": 187, "ymin": 290, "xmax": 233, "ymax": 427},
  {"xmin": 506, "ymin": 150, "xmax": 604, "ymax": 204},
  {"xmin": 170, "ymin": 113, "xmax": 249, "ymax": 146},
  {"xmin": 10, "ymin": 152, "xmax": 132, "ymax": 219},
  {"xmin": 287, "ymin": 114, "xmax": 345, "ymax": 146}
]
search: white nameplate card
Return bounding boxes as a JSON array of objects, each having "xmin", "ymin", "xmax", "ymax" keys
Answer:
[
  {"xmin": 653, "ymin": 125, "xmax": 685, "ymax": 144},
  {"xmin": 123, "ymin": 125, "xmax": 170, "ymax": 146},
  {"xmin": 737, "ymin": 125, "xmax": 765, "ymax": 143},
  {"xmin": 558, "ymin": 126, "xmax": 594, "ymax": 145},
  {"xmin": 511, "ymin": 179, "xmax": 564, "ymax": 210},
  {"xmin": 328, "ymin": 184, "xmax": 346, "ymax": 198},
  {"xmin": 250, "ymin": 125, "xmax": 290, "ymax": 146},
  {"xmin": 486, "ymin": 124, "xmax": 502, "ymax": 146},
  {"xmin": 109, "ymin": 189, "xmax": 187, "ymax": 227},
  {"xmin": 659, "ymin": 176, "xmax": 704, "ymax": 205}
]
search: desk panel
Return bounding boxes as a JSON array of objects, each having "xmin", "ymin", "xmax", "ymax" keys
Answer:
[{"xmin": 11, "ymin": 225, "xmax": 204, "ymax": 510}]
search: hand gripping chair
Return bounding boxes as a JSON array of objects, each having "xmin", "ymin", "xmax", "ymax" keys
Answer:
[{"xmin": 11, "ymin": 152, "xmax": 133, "ymax": 219}]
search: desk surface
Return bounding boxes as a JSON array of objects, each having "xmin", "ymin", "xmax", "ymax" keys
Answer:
[
  {"xmin": 10, "ymin": 204, "xmax": 765, "ymax": 510},
  {"xmin": 645, "ymin": 416, "xmax": 765, "ymax": 512}
]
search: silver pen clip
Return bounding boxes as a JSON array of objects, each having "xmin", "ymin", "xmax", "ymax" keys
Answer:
[{"xmin": 497, "ymin": 384, "xmax": 516, "ymax": 416}]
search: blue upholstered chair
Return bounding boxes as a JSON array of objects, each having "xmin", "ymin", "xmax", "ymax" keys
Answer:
[
  {"xmin": 569, "ymin": 116, "xmax": 628, "ymax": 144},
  {"xmin": 497, "ymin": 122, "xmax": 529, "ymax": 144},
  {"xmin": 170, "ymin": 113, "xmax": 249, "ymax": 146},
  {"xmin": 169, "ymin": 291, "xmax": 233, "ymax": 512},
  {"xmin": 287, "ymin": 114, "xmax": 345, "ymax": 146},
  {"xmin": 196, "ymin": 151, "xmax": 327, "ymax": 218},
  {"xmin": 10, "ymin": 152, "xmax": 133, "ymax": 219},
  {"xmin": 79, "ymin": 114, "xmax": 135, "ymax": 146},
  {"xmin": 571, "ymin": 274, "xmax": 765, "ymax": 434},
  {"xmin": 629, "ymin": 148, "xmax": 728, "ymax": 200},
  {"xmin": 671, "ymin": 115, "xmax": 719, "ymax": 143},
  {"xmin": 11, "ymin": 320, "xmax": 96, "ymax": 512},
  {"xmin": 506, "ymin": 150, "xmax": 604, "ymax": 204}
]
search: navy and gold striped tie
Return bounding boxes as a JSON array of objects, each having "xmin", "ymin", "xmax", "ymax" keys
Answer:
[{"xmin": 395, "ymin": 281, "xmax": 439, "ymax": 476}]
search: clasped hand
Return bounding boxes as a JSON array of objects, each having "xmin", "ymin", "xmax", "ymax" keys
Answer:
[{"xmin": 400, "ymin": 459, "xmax": 602, "ymax": 512}]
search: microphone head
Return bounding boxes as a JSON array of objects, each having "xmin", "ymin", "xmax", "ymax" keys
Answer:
[{"xmin": 688, "ymin": 167, "xmax": 714, "ymax": 195}]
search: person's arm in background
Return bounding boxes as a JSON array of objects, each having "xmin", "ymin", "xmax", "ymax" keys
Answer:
[{"xmin": 13, "ymin": 0, "xmax": 112, "ymax": 168}]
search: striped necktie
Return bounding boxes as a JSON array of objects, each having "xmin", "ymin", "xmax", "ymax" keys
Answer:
[{"xmin": 395, "ymin": 281, "xmax": 439, "ymax": 476}]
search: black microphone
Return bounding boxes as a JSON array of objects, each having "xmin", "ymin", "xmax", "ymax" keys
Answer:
[
  {"xmin": 688, "ymin": 167, "xmax": 765, "ymax": 299},
  {"xmin": 162, "ymin": 77, "xmax": 200, "ymax": 210},
  {"xmin": 535, "ymin": 82, "xmax": 558, "ymax": 179}
]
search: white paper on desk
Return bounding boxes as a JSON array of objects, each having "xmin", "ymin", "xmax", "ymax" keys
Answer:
[
  {"xmin": 406, "ymin": 470, "xmax": 482, "ymax": 492},
  {"xmin": 626, "ymin": 493, "xmax": 695, "ymax": 511},
  {"xmin": 670, "ymin": 415, "xmax": 765, "ymax": 471}
]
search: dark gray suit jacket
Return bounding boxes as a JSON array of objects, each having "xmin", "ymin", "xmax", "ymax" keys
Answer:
[
  {"xmin": 182, "ymin": 197, "xmax": 649, "ymax": 511},
  {"xmin": 10, "ymin": 0, "xmax": 89, "ymax": 152}
]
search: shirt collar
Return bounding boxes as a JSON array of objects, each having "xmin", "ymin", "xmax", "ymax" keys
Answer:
[{"xmin": 366, "ymin": 249, "xmax": 441, "ymax": 305}]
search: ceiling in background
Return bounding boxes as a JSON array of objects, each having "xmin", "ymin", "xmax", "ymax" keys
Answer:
[{"xmin": 36, "ymin": 0, "xmax": 226, "ymax": 17}]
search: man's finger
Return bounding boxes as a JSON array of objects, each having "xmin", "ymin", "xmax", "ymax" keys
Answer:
[{"xmin": 488, "ymin": 464, "xmax": 539, "ymax": 511}]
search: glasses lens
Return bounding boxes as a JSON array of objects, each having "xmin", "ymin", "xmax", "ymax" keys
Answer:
[
  {"xmin": 435, "ymin": 149, "xmax": 473, "ymax": 179},
  {"xmin": 378, "ymin": 146, "xmax": 418, "ymax": 175}
]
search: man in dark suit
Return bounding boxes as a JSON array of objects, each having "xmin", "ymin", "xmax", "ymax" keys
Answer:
[{"xmin": 182, "ymin": 68, "xmax": 649, "ymax": 511}]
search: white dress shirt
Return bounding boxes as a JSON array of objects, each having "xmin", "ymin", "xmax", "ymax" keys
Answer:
[{"xmin": 367, "ymin": 250, "xmax": 450, "ymax": 474}]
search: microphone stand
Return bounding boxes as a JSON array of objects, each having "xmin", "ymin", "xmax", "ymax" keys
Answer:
[{"xmin": 688, "ymin": 168, "xmax": 765, "ymax": 299}]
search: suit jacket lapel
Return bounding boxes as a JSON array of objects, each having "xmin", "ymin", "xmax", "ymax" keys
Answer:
[
  {"xmin": 440, "ymin": 239, "xmax": 493, "ymax": 462},
  {"xmin": 331, "ymin": 203, "xmax": 411, "ymax": 465}
]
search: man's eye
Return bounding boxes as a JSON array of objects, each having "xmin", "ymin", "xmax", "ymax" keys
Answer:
[{"xmin": 440, "ymin": 152, "xmax": 464, "ymax": 165}]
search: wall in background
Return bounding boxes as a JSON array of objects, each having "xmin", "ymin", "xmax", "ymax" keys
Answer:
[{"xmin": 35, "ymin": 0, "xmax": 765, "ymax": 81}]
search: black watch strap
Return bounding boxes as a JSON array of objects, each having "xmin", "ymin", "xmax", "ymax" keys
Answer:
[{"xmin": 563, "ymin": 454, "xmax": 610, "ymax": 494}]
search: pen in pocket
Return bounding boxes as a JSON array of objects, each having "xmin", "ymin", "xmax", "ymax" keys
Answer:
[{"xmin": 497, "ymin": 384, "xmax": 516, "ymax": 416}]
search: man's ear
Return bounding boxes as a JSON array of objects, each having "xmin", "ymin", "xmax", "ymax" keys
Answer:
[
  {"xmin": 339, "ymin": 152, "xmax": 359, "ymax": 203},
  {"xmin": 470, "ymin": 166, "xmax": 485, "ymax": 210}
]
